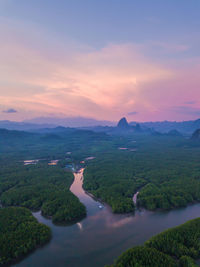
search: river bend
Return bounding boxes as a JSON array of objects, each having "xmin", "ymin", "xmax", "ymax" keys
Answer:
[{"xmin": 14, "ymin": 168, "xmax": 200, "ymax": 267}]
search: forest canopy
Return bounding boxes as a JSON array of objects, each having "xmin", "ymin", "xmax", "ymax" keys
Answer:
[
  {"xmin": 84, "ymin": 135, "xmax": 200, "ymax": 213},
  {"xmin": 0, "ymin": 163, "xmax": 86, "ymax": 223},
  {"xmin": 109, "ymin": 217, "xmax": 200, "ymax": 267},
  {"xmin": 0, "ymin": 207, "xmax": 51, "ymax": 266}
]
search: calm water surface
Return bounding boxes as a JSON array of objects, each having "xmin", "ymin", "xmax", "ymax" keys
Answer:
[{"xmin": 15, "ymin": 168, "xmax": 200, "ymax": 267}]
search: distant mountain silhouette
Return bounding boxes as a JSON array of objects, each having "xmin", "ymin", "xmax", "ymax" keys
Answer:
[
  {"xmin": 117, "ymin": 117, "xmax": 130, "ymax": 129},
  {"xmin": 134, "ymin": 123, "xmax": 142, "ymax": 132},
  {"xmin": 0, "ymin": 117, "xmax": 115, "ymax": 131},
  {"xmin": 191, "ymin": 129, "xmax": 200, "ymax": 140},
  {"xmin": 0, "ymin": 120, "xmax": 56, "ymax": 131},
  {"xmin": 115, "ymin": 117, "xmax": 144, "ymax": 135},
  {"xmin": 2, "ymin": 117, "xmax": 200, "ymax": 135},
  {"xmin": 25, "ymin": 116, "xmax": 115, "ymax": 128},
  {"xmin": 130, "ymin": 118, "xmax": 200, "ymax": 135}
]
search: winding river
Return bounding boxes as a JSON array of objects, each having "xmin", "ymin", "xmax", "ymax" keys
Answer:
[{"xmin": 15, "ymin": 168, "xmax": 200, "ymax": 267}]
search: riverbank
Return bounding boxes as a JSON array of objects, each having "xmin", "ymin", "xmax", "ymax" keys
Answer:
[
  {"xmin": 14, "ymin": 168, "xmax": 200, "ymax": 267},
  {"xmin": 109, "ymin": 217, "xmax": 200, "ymax": 267}
]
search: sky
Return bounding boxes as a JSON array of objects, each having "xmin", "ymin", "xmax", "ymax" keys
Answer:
[{"xmin": 0, "ymin": 0, "xmax": 200, "ymax": 122}]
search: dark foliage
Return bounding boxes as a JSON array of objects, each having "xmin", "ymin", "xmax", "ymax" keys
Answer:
[
  {"xmin": 109, "ymin": 218, "xmax": 200, "ymax": 267},
  {"xmin": 84, "ymin": 135, "xmax": 200, "ymax": 212},
  {"xmin": 0, "ymin": 164, "xmax": 86, "ymax": 223},
  {"xmin": 0, "ymin": 207, "xmax": 51, "ymax": 266}
]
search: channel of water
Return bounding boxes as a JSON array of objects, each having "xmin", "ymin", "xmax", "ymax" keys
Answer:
[{"xmin": 15, "ymin": 168, "xmax": 200, "ymax": 267}]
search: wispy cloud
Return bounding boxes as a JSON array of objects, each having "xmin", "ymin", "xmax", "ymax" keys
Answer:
[
  {"xmin": 149, "ymin": 42, "xmax": 188, "ymax": 53},
  {"xmin": 3, "ymin": 108, "xmax": 17, "ymax": 113},
  {"xmin": 0, "ymin": 17, "xmax": 200, "ymax": 121},
  {"xmin": 127, "ymin": 111, "xmax": 138, "ymax": 116},
  {"xmin": 184, "ymin": 101, "xmax": 196, "ymax": 105},
  {"xmin": 172, "ymin": 106, "xmax": 200, "ymax": 116},
  {"xmin": 0, "ymin": 18, "xmax": 172, "ymax": 120}
]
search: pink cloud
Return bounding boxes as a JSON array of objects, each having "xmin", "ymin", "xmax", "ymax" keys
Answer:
[{"xmin": 0, "ymin": 18, "xmax": 200, "ymax": 122}]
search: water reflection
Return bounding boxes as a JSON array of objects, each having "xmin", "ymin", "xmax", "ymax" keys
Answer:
[
  {"xmin": 70, "ymin": 168, "xmax": 103, "ymax": 216},
  {"xmin": 76, "ymin": 222, "xmax": 83, "ymax": 231},
  {"xmin": 14, "ymin": 170, "xmax": 200, "ymax": 267},
  {"xmin": 70, "ymin": 169, "xmax": 138, "ymax": 230}
]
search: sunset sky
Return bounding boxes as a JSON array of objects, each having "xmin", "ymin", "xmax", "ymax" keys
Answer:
[{"xmin": 1, "ymin": 0, "xmax": 200, "ymax": 122}]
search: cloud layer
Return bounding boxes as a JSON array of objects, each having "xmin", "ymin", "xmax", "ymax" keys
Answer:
[{"xmin": 1, "ymin": 18, "xmax": 200, "ymax": 121}]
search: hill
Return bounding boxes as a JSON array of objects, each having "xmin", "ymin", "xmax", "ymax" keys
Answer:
[
  {"xmin": 130, "ymin": 119, "xmax": 200, "ymax": 135},
  {"xmin": 191, "ymin": 129, "xmax": 200, "ymax": 140}
]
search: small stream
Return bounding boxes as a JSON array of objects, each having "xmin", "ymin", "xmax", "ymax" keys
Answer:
[{"xmin": 14, "ymin": 169, "xmax": 200, "ymax": 267}]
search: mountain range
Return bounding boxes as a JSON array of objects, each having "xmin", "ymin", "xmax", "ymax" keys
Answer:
[
  {"xmin": 0, "ymin": 117, "xmax": 115, "ymax": 131},
  {"xmin": 25, "ymin": 117, "xmax": 115, "ymax": 127},
  {"xmin": 1, "ymin": 116, "xmax": 200, "ymax": 135},
  {"xmin": 131, "ymin": 119, "xmax": 200, "ymax": 134}
]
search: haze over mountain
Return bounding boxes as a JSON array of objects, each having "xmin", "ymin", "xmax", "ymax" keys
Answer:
[
  {"xmin": 0, "ymin": 117, "xmax": 115, "ymax": 131},
  {"xmin": 131, "ymin": 119, "xmax": 200, "ymax": 134},
  {"xmin": 78, "ymin": 117, "xmax": 200, "ymax": 136},
  {"xmin": 25, "ymin": 117, "xmax": 115, "ymax": 127},
  {"xmin": 0, "ymin": 120, "xmax": 56, "ymax": 131},
  {"xmin": 1, "ymin": 116, "xmax": 200, "ymax": 135}
]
